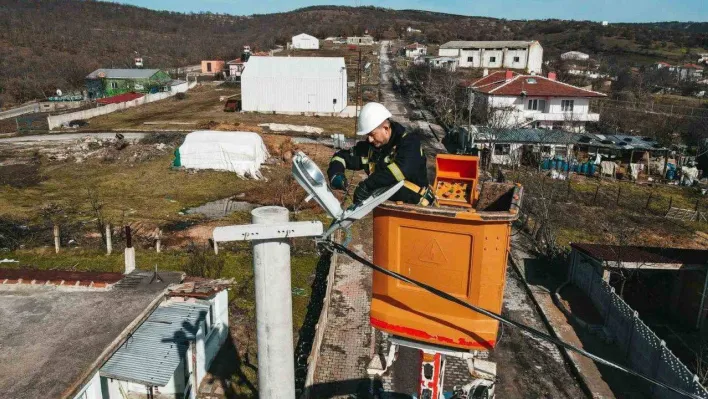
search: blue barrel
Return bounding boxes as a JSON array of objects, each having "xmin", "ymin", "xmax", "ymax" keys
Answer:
[
  {"xmin": 551, "ymin": 159, "xmax": 558, "ymax": 170},
  {"xmin": 542, "ymin": 159, "xmax": 550, "ymax": 170},
  {"xmin": 580, "ymin": 163, "xmax": 588, "ymax": 175},
  {"xmin": 588, "ymin": 163, "xmax": 596, "ymax": 176},
  {"xmin": 666, "ymin": 169, "xmax": 675, "ymax": 180},
  {"xmin": 561, "ymin": 161, "xmax": 568, "ymax": 172}
]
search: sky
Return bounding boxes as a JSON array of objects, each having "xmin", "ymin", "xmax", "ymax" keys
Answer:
[{"xmin": 105, "ymin": 0, "xmax": 708, "ymax": 23}]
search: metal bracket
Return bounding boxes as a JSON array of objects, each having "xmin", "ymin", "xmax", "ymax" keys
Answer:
[{"xmin": 213, "ymin": 221, "xmax": 323, "ymax": 242}]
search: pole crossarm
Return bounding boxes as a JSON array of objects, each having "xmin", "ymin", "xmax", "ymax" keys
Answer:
[{"xmin": 213, "ymin": 221, "xmax": 324, "ymax": 242}]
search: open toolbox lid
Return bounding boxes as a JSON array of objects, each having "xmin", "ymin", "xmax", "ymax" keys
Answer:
[{"xmin": 292, "ymin": 151, "xmax": 403, "ymax": 239}]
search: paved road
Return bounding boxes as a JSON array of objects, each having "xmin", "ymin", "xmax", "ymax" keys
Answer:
[{"xmin": 0, "ymin": 132, "xmax": 146, "ymax": 143}]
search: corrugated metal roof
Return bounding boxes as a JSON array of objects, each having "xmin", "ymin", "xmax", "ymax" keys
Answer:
[
  {"xmin": 469, "ymin": 127, "xmax": 667, "ymax": 151},
  {"xmin": 100, "ymin": 302, "xmax": 209, "ymax": 386},
  {"xmin": 86, "ymin": 68, "xmax": 163, "ymax": 79},
  {"xmin": 440, "ymin": 40, "xmax": 537, "ymax": 49},
  {"xmin": 241, "ymin": 56, "xmax": 346, "ymax": 79}
]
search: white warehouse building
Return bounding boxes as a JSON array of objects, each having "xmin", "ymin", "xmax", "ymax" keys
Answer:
[
  {"xmin": 241, "ymin": 56, "xmax": 348, "ymax": 115},
  {"xmin": 438, "ymin": 40, "xmax": 543, "ymax": 74},
  {"xmin": 291, "ymin": 33, "xmax": 320, "ymax": 50}
]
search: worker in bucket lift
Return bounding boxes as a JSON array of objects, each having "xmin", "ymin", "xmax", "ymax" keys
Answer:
[{"xmin": 327, "ymin": 102, "xmax": 435, "ymax": 206}]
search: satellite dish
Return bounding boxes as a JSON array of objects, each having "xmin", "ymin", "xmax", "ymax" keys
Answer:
[{"xmin": 56, "ymin": 89, "xmax": 62, "ymax": 97}]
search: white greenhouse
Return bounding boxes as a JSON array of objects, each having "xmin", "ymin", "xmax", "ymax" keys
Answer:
[{"xmin": 241, "ymin": 56, "xmax": 348, "ymax": 115}]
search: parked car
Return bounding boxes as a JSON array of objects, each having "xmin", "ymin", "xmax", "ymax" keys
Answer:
[{"xmin": 67, "ymin": 119, "xmax": 89, "ymax": 128}]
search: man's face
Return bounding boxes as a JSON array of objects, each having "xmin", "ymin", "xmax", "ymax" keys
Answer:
[{"xmin": 366, "ymin": 121, "xmax": 392, "ymax": 148}]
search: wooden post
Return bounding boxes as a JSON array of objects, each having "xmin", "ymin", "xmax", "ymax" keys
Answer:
[
  {"xmin": 695, "ymin": 199, "xmax": 700, "ymax": 212},
  {"xmin": 209, "ymin": 238, "xmax": 218, "ymax": 255},
  {"xmin": 645, "ymin": 192, "xmax": 653, "ymax": 210},
  {"xmin": 156, "ymin": 229, "xmax": 162, "ymax": 253},
  {"xmin": 566, "ymin": 178, "xmax": 572, "ymax": 201},
  {"xmin": 53, "ymin": 224, "xmax": 60, "ymax": 254},
  {"xmin": 668, "ymin": 196, "xmax": 673, "ymax": 212},
  {"xmin": 593, "ymin": 185, "xmax": 600, "ymax": 206},
  {"xmin": 105, "ymin": 224, "xmax": 112, "ymax": 255}
]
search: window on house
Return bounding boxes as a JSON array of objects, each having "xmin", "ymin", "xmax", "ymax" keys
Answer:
[
  {"xmin": 467, "ymin": 56, "xmax": 474, "ymax": 63},
  {"xmin": 513, "ymin": 56, "xmax": 520, "ymax": 62},
  {"xmin": 526, "ymin": 99, "xmax": 546, "ymax": 111},
  {"xmin": 207, "ymin": 62, "xmax": 212, "ymax": 72},
  {"xmin": 110, "ymin": 82, "xmax": 118, "ymax": 89},
  {"xmin": 489, "ymin": 56, "xmax": 497, "ymax": 63},
  {"xmin": 561, "ymin": 100, "xmax": 575, "ymax": 112},
  {"xmin": 494, "ymin": 144, "xmax": 510, "ymax": 155}
]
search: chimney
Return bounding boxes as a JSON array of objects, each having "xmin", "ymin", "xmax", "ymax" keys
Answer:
[
  {"xmin": 505, "ymin": 70, "xmax": 514, "ymax": 81},
  {"xmin": 124, "ymin": 226, "xmax": 135, "ymax": 275},
  {"xmin": 483, "ymin": 68, "xmax": 489, "ymax": 77},
  {"xmin": 548, "ymin": 72, "xmax": 557, "ymax": 81}
]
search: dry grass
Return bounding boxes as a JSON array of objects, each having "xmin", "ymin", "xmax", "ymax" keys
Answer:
[{"xmin": 84, "ymin": 85, "xmax": 357, "ymax": 136}]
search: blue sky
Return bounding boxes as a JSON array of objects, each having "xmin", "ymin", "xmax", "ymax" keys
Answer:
[{"xmin": 105, "ymin": 0, "xmax": 707, "ymax": 23}]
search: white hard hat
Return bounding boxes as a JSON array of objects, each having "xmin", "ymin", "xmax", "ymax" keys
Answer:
[{"xmin": 356, "ymin": 102, "xmax": 392, "ymax": 136}]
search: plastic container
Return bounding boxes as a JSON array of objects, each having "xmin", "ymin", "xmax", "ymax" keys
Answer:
[
  {"xmin": 433, "ymin": 154, "xmax": 479, "ymax": 208},
  {"xmin": 371, "ymin": 180, "xmax": 523, "ymax": 351}
]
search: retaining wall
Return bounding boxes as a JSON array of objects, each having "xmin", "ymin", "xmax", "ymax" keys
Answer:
[{"xmin": 0, "ymin": 102, "xmax": 40, "ymax": 120}]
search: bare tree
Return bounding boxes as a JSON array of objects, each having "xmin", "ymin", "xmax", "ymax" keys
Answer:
[{"xmin": 598, "ymin": 218, "xmax": 645, "ymax": 298}]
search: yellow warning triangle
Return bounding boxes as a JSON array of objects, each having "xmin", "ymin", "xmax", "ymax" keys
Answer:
[{"xmin": 418, "ymin": 239, "xmax": 448, "ymax": 265}]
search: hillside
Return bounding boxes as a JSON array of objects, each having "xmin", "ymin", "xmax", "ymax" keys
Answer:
[{"xmin": 0, "ymin": 1, "xmax": 707, "ymax": 106}]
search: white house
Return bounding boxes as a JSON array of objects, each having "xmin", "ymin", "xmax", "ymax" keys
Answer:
[
  {"xmin": 0, "ymin": 267, "xmax": 231, "ymax": 399},
  {"xmin": 439, "ymin": 40, "xmax": 543, "ymax": 74},
  {"xmin": 227, "ymin": 59, "xmax": 247, "ymax": 79},
  {"xmin": 241, "ymin": 56, "xmax": 347, "ymax": 115},
  {"xmin": 291, "ymin": 33, "xmax": 320, "ymax": 50},
  {"xmin": 561, "ymin": 51, "xmax": 590, "ymax": 61},
  {"xmin": 468, "ymin": 70, "xmax": 606, "ymax": 132},
  {"xmin": 347, "ymin": 35, "xmax": 375, "ymax": 46},
  {"xmin": 425, "ymin": 56, "xmax": 459, "ymax": 72},
  {"xmin": 100, "ymin": 291, "xmax": 230, "ymax": 399},
  {"xmin": 405, "ymin": 42, "xmax": 427, "ymax": 59}
]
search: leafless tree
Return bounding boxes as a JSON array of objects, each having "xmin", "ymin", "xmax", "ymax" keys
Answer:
[{"xmin": 598, "ymin": 218, "xmax": 645, "ymax": 298}]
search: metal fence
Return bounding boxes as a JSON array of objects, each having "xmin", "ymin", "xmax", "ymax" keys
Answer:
[{"xmin": 570, "ymin": 253, "xmax": 708, "ymax": 399}]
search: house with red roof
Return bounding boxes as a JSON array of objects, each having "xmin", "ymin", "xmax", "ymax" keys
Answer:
[
  {"xmin": 466, "ymin": 70, "xmax": 606, "ymax": 132},
  {"xmin": 405, "ymin": 42, "xmax": 427, "ymax": 59}
]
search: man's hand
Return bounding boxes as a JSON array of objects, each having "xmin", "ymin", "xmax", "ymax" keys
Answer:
[
  {"xmin": 330, "ymin": 173, "xmax": 348, "ymax": 190},
  {"xmin": 353, "ymin": 184, "xmax": 371, "ymax": 203}
]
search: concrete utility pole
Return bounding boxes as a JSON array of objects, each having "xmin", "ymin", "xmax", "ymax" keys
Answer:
[
  {"xmin": 213, "ymin": 207, "xmax": 323, "ymax": 399},
  {"xmin": 53, "ymin": 224, "xmax": 60, "ymax": 254},
  {"xmin": 124, "ymin": 226, "xmax": 135, "ymax": 274},
  {"xmin": 105, "ymin": 224, "xmax": 112, "ymax": 255}
]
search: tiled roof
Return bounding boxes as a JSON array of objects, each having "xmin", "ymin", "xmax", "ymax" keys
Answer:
[
  {"xmin": 571, "ymin": 243, "xmax": 707, "ymax": 265},
  {"xmin": 0, "ymin": 268, "xmax": 123, "ymax": 288},
  {"xmin": 469, "ymin": 71, "xmax": 606, "ymax": 98},
  {"xmin": 683, "ymin": 63, "xmax": 704, "ymax": 69},
  {"xmin": 406, "ymin": 42, "xmax": 426, "ymax": 49},
  {"xmin": 96, "ymin": 92, "xmax": 144, "ymax": 105}
]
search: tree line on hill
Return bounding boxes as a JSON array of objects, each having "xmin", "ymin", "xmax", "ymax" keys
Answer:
[{"xmin": 0, "ymin": 1, "xmax": 707, "ymax": 107}]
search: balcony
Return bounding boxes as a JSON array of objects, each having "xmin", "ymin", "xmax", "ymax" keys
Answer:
[{"xmin": 522, "ymin": 110, "xmax": 600, "ymax": 122}]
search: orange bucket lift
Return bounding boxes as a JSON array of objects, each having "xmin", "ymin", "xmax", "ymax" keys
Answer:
[
  {"xmin": 371, "ymin": 154, "xmax": 522, "ymax": 352},
  {"xmin": 290, "ymin": 152, "xmax": 523, "ymax": 399}
]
